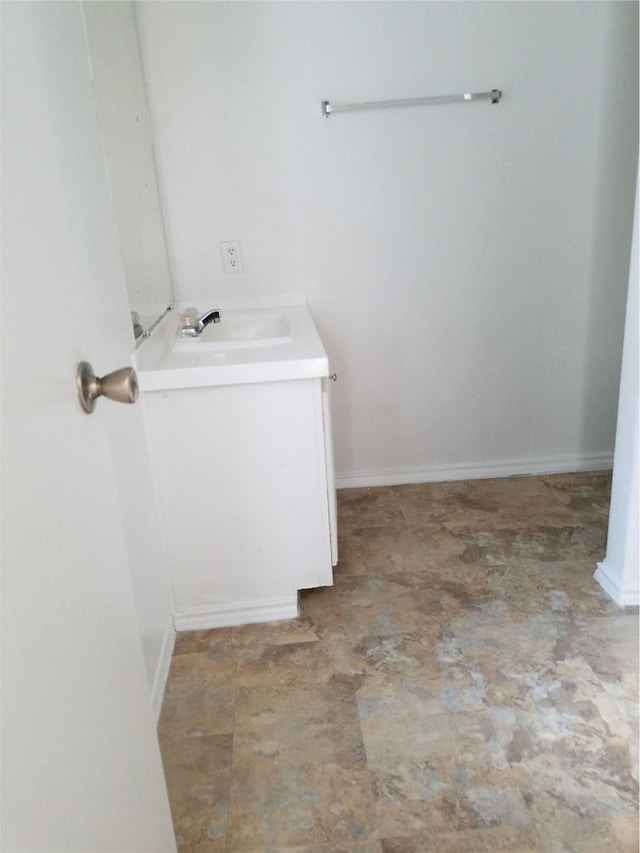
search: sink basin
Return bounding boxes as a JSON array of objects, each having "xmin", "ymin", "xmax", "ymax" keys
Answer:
[
  {"xmin": 134, "ymin": 298, "xmax": 329, "ymax": 391},
  {"xmin": 171, "ymin": 308, "xmax": 294, "ymax": 352}
]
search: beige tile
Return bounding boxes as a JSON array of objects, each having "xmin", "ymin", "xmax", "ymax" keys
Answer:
[
  {"xmin": 489, "ymin": 699, "xmax": 638, "ymax": 812},
  {"xmin": 445, "ymin": 522, "xmax": 608, "ymax": 566},
  {"xmin": 299, "ymin": 585, "xmax": 345, "ymax": 639},
  {"xmin": 234, "ymin": 636, "xmax": 360, "ymax": 730},
  {"xmin": 234, "ymin": 615, "xmax": 324, "ymax": 647},
  {"xmin": 391, "ymin": 479, "xmax": 503, "ymax": 527},
  {"xmin": 160, "ymin": 732, "xmax": 232, "ymax": 851},
  {"xmin": 361, "ymin": 707, "xmax": 529, "ymax": 837},
  {"xmin": 526, "ymin": 789, "xmax": 639, "ymax": 853},
  {"xmin": 173, "ymin": 626, "xmax": 240, "ymax": 659},
  {"xmin": 540, "ymin": 470, "xmax": 612, "ymax": 503},
  {"xmin": 236, "ymin": 636, "xmax": 355, "ymax": 686},
  {"xmin": 226, "ymin": 722, "xmax": 378, "ymax": 850},
  {"xmin": 338, "ymin": 486, "xmax": 404, "ymax": 530},
  {"xmin": 394, "ymin": 475, "xmax": 579, "ymax": 533},
  {"xmin": 159, "ymin": 651, "xmax": 236, "ymax": 738},
  {"xmin": 355, "ymin": 665, "xmax": 488, "ymax": 719},
  {"xmin": 337, "ymin": 573, "xmax": 472, "ymax": 643},
  {"xmin": 337, "ymin": 523, "xmax": 465, "ymax": 578},
  {"xmin": 380, "ymin": 825, "xmax": 543, "ymax": 852}
]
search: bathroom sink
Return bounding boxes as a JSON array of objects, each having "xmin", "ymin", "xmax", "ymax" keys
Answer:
[
  {"xmin": 134, "ymin": 297, "xmax": 329, "ymax": 391},
  {"xmin": 171, "ymin": 308, "xmax": 294, "ymax": 352}
]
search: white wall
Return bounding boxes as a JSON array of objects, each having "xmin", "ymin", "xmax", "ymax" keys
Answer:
[{"xmin": 136, "ymin": 1, "xmax": 638, "ymax": 485}]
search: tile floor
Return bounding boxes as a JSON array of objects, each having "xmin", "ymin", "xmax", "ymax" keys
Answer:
[{"xmin": 158, "ymin": 471, "xmax": 639, "ymax": 852}]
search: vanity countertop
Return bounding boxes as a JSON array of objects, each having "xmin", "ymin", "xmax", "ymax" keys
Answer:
[{"xmin": 134, "ymin": 295, "xmax": 329, "ymax": 391}]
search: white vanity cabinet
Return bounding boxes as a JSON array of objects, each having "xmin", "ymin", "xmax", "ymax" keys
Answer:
[{"xmin": 142, "ymin": 373, "xmax": 337, "ymax": 629}]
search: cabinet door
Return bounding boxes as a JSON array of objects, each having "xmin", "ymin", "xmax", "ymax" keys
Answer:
[{"xmin": 145, "ymin": 379, "xmax": 334, "ymax": 625}]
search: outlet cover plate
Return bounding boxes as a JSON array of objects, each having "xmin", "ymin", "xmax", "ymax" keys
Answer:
[{"xmin": 220, "ymin": 240, "xmax": 243, "ymax": 274}]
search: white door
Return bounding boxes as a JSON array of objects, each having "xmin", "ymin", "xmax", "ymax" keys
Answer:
[{"xmin": 1, "ymin": 4, "xmax": 176, "ymax": 850}]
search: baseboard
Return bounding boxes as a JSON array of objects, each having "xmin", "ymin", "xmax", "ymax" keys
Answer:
[
  {"xmin": 335, "ymin": 453, "xmax": 614, "ymax": 489},
  {"xmin": 594, "ymin": 561, "xmax": 640, "ymax": 607},
  {"xmin": 173, "ymin": 595, "xmax": 300, "ymax": 632},
  {"xmin": 151, "ymin": 615, "xmax": 176, "ymax": 724}
]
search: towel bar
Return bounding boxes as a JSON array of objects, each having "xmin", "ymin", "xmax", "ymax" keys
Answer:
[{"xmin": 321, "ymin": 89, "xmax": 502, "ymax": 117}]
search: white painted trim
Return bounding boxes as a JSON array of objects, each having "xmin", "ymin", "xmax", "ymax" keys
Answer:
[
  {"xmin": 173, "ymin": 595, "xmax": 300, "ymax": 632},
  {"xmin": 151, "ymin": 615, "xmax": 176, "ymax": 724},
  {"xmin": 596, "ymin": 178, "xmax": 639, "ymax": 610},
  {"xmin": 335, "ymin": 453, "xmax": 614, "ymax": 489},
  {"xmin": 594, "ymin": 561, "xmax": 640, "ymax": 608}
]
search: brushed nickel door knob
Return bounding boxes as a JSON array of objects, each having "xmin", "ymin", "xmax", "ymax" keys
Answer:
[{"xmin": 77, "ymin": 361, "xmax": 138, "ymax": 414}]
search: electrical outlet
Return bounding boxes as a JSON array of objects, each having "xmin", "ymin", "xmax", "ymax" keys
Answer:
[{"xmin": 220, "ymin": 240, "xmax": 243, "ymax": 274}]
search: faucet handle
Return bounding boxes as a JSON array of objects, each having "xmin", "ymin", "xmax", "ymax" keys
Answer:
[{"xmin": 180, "ymin": 307, "xmax": 198, "ymax": 327}]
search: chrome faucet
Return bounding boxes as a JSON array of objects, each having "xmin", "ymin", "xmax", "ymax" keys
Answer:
[{"xmin": 180, "ymin": 309, "xmax": 221, "ymax": 338}]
